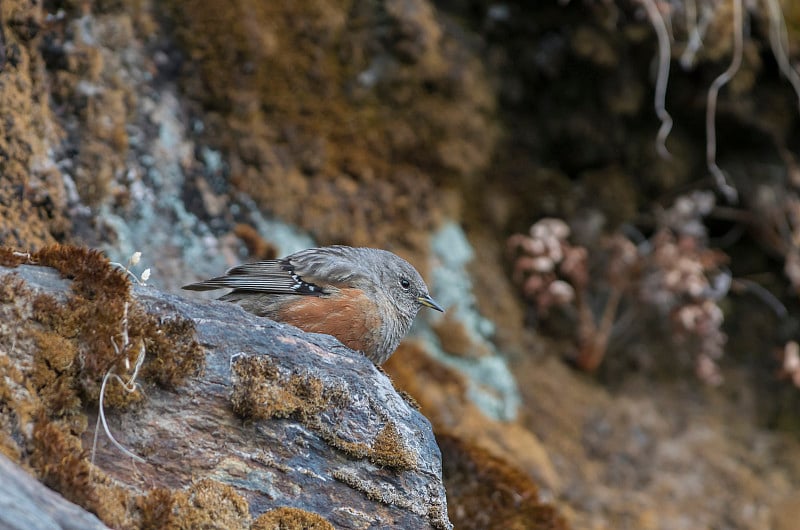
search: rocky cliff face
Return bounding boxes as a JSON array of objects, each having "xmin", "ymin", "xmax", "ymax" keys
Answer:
[{"xmin": 4, "ymin": 1, "xmax": 800, "ymax": 529}]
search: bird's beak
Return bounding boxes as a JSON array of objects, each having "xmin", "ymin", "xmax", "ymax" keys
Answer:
[{"xmin": 417, "ymin": 294, "xmax": 444, "ymax": 312}]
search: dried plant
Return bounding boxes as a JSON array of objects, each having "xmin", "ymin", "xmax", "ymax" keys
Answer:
[
  {"xmin": 508, "ymin": 218, "xmax": 584, "ymax": 315},
  {"xmin": 110, "ymin": 251, "xmax": 151, "ymax": 285},
  {"xmin": 92, "ymin": 300, "xmax": 146, "ymax": 466},
  {"xmin": 508, "ymin": 218, "xmax": 638, "ymax": 372},
  {"xmin": 93, "ymin": 251, "xmax": 150, "ymax": 464},
  {"xmin": 640, "ymin": 229, "xmax": 729, "ymax": 384},
  {"xmin": 509, "ymin": 192, "xmax": 730, "ymax": 381}
]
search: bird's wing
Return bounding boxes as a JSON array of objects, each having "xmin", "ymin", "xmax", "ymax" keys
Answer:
[
  {"xmin": 182, "ymin": 259, "xmax": 324, "ymax": 295},
  {"xmin": 282, "ymin": 246, "xmax": 363, "ymax": 287}
]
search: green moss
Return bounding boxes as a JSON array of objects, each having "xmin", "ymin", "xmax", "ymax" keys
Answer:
[
  {"xmin": 230, "ymin": 354, "xmax": 416, "ymax": 470},
  {"xmin": 30, "ymin": 416, "xmax": 135, "ymax": 529},
  {"xmin": 137, "ymin": 314, "xmax": 205, "ymax": 389},
  {"xmin": 30, "ymin": 330, "xmax": 81, "ymax": 417},
  {"xmin": 230, "ymin": 355, "xmax": 344, "ymax": 421},
  {"xmin": 138, "ymin": 479, "xmax": 251, "ymax": 530},
  {"xmin": 158, "ymin": 1, "xmax": 496, "ymax": 255},
  {"xmin": 438, "ymin": 433, "xmax": 568, "ymax": 530},
  {"xmin": 251, "ymin": 507, "xmax": 335, "ymax": 530},
  {"xmin": 369, "ymin": 421, "xmax": 417, "ymax": 469},
  {"xmin": 0, "ymin": 248, "xmax": 30, "ymax": 267},
  {"xmin": 0, "ymin": 244, "xmax": 208, "ymax": 528},
  {"xmin": 0, "ymin": 0, "xmax": 71, "ymax": 249}
]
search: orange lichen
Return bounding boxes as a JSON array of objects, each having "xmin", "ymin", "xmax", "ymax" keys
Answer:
[
  {"xmin": 30, "ymin": 289, "xmax": 144, "ymax": 410},
  {"xmin": 251, "ymin": 507, "xmax": 335, "ymax": 530},
  {"xmin": 8, "ymin": 245, "xmax": 205, "ymax": 405}
]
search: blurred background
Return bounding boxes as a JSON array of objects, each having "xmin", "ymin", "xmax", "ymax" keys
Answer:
[{"xmin": 2, "ymin": 0, "xmax": 800, "ymax": 528}]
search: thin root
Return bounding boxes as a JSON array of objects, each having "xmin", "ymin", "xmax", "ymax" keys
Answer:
[
  {"xmin": 641, "ymin": 0, "xmax": 674, "ymax": 159},
  {"xmin": 705, "ymin": 0, "xmax": 743, "ymax": 203}
]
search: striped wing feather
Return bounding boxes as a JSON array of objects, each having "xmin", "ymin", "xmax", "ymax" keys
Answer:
[{"xmin": 183, "ymin": 259, "xmax": 308, "ymax": 294}]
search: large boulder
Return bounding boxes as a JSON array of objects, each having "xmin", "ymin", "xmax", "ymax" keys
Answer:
[{"xmin": 0, "ymin": 255, "xmax": 451, "ymax": 530}]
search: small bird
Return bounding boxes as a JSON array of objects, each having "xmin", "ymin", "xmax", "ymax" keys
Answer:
[{"xmin": 183, "ymin": 246, "xmax": 444, "ymax": 364}]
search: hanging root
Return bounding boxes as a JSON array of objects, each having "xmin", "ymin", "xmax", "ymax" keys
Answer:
[
  {"xmin": 765, "ymin": 0, "xmax": 800, "ymax": 112},
  {"xmin": 680, "ymin": 0, "xmax": 700, "ymax": 68},
  {"xmin": 705, "ymin": 0, "xmax": 743, "ymax": 204},
  {"xmin": 91, "ymin": 301, "xmax": 146, "ymax": 465},
  {"xmin": 641, "ymin": 0, "xmax": 674, "ymax": 158}
]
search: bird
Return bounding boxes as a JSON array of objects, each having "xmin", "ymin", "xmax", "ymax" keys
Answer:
[{"xmin": 182, "ymin": 245, "xmax": 444, "ymax": 364}]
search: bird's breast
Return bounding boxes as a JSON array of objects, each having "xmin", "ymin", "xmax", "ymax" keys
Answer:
[{"xmin": 275, "ymin": 288, "xmax": 385, "ymax": 362}]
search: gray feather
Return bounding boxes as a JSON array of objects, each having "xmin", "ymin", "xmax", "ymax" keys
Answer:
[{"xmin": 182, "ymin": 258, "xmax": 308, "ymax": 295}]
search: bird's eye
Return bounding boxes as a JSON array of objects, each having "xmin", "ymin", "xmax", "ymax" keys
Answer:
[{"xmin": 399, "ymin": 277, "xmax": 411, "ymax": 290}]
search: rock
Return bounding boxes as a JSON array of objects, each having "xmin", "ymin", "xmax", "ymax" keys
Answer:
[
  {"xmin": 0, "ymin": 261, "xmax": 452, "ymax": 530},
  {"xmin": 0, "ymin": 453, "xmax": 111, "ymax": 530}
]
